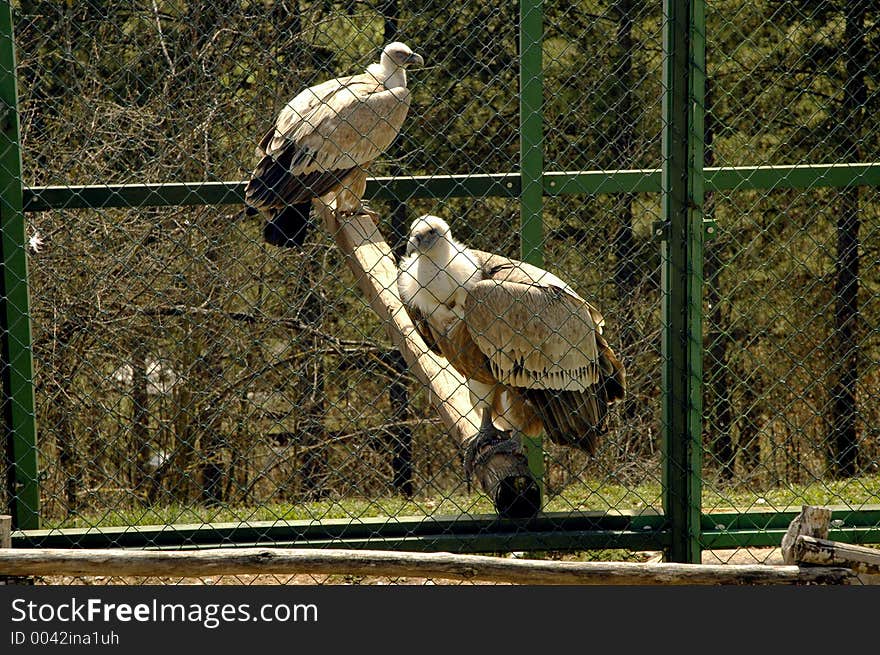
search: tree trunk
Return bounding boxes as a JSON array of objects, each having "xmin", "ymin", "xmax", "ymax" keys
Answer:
[
  {"xmin": 382, "ymin": 0, "xmax": 414, "ymax": 497},
  {"xmin": 54, "ymin": 325, "xmax": 81, "ymax": 515},
  {"xmin": 702, "ymin": 78, "xmax": 734, "ymax": 478},
  {"xmin": 388, "ymin": 351, "xmax": 413, "ymax": 497},
  {"xmin": 299, "ymin": 256, "xmax": 328, "ymax": 501},
  {"xmin": 828, "ymin": 1, "xmax": 865, "ymax": 478},
  {"xmin": 131, "ymin": 343, "xmax": 152, "ymax": 498},
  {"xmin": 611, "ymin": 0, "xmax": 638, "ymax": 422}
]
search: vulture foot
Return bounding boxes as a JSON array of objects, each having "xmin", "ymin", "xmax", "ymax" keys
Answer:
[
  {"xmin": 336, "ymin": 204, "xmax": 380, "ymax": 220},
  {"xmin": 463, "ymin": 424, "xmax": 518, "ymax": 481},
  {"xmin": 463, "ymin": 427, "xmax": 540, "ymax": 519}
]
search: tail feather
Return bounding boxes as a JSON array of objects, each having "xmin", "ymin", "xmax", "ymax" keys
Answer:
[
  {"xmin": 520, "ymin": 339, "xmax": 626, "ymax": 455},
  {"xmin": 597, "ymin": 334, "xmax": 626, "ymax": 403},
  {"xmin": 522, "ymin": 388, "xmax": 605, "ymax": 454},
  {"xmin": 263, "ymin": 202, "xmax": 311, "ymax": 248}
]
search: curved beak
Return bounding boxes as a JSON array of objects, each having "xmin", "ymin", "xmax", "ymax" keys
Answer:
[{"xmin": 406, "ymin": 52, "xmax": 425, "ymax": 67}]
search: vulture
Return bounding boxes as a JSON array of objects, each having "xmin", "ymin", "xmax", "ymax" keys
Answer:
[
  {"xmin": 397, "ymin": 215, "xmax": 626, "ymax": 473},
  {"xmin": 244, "ymin": 42, "xmax": 424, "ymax": 247}
]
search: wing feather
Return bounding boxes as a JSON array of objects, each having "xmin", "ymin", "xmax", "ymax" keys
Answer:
[
  {"xmin": 267, "ymin": 75, "xmax": 411, "ymax": 176},
  {"xmin": 464, "ymin": 253, "xmax": 602, "ymax": 392},
  {"xmin": 403, "ymin": 304, "xmax": 443, "ymax": 357}
]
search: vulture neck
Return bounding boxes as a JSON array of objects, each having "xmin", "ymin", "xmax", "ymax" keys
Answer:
[
  {"xmin": 368, "ymin": 60, "xmax": 407, "ymax": 89},
  {"xmin": 421, "ymin": 237, "xmax": 481, "ymax": 285}
]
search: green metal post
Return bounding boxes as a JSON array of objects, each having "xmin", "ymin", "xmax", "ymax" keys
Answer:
[
  {"xmin": 0, "ymin": 3, "xmax": 39, "ymax": 529},
  {"xmin": 661, "ymin": 0, "xmax": 703, "ymax": 563},
  {"xmin": 519, "ymin": 0, "xmax": 545, "ymax": 493}
]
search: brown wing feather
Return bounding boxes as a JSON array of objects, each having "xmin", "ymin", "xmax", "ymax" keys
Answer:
[
  {"xmin": 463, "ymin": 257, "xmax": 602, "ymax": 392},
  {"xmin": 403, "ymin": 304, "xmax": 443, "ymax": 357},
  {"xmin": 245, "ymin": 73, "xmax": 411, "ymax": 212},
  {"xmin": 468, "ymin": 249, "xmax": 626, "ymax": 452}
]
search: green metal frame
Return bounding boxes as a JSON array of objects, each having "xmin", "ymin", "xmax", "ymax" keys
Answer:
[
  {"xmin": 659, "ymin": 0, "xmax": 703, "ymax": 563},
  {"xmin": 23, "ymin": 163, "xmax": 880, "ymax": 211},
  {"xmin": 0, "ymin": 1, "xmax": 38, "ymax": 530},
  {"xmin": 4, "ymin": 1, "xmax": 880, "ymax": 556}
]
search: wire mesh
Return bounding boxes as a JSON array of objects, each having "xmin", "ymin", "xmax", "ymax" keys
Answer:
[
  {"xmin": 3, "ymin": 0, "xmax": 878, "ymax": 583},
  {"xmin": 702, "ymin": 0, "xmax": 880, "ymax": 562}
]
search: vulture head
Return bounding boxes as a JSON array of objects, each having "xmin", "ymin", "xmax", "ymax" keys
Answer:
[
  {"xmin": 372, "ymin": 42, "xmax": 424, "ymax": 88},
  {"xmin": 381, "ymin": 42, "xmax": 425, "ymax": 70},
  {"xmin": 406, "ymin": 214, "xmax": 452, "ymax": 256}
]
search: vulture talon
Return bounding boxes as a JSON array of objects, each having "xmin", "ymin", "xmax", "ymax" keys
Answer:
[
  {"xmin": 359, "ymin": 204, "xmax": 381, "ymax": 220},
  {"xmin": 463, "ymin": 423, "xmax": 518, "ymax": 481}
]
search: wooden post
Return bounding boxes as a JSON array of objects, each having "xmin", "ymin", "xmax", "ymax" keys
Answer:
[
  {"xmin": 781, "ymin": 505, "xmax": 832, "ymax": 564},
  {"xmin": 779, "ymin": 504, "xmax": 880, "ymax": 585},
  {"xmin": 320, "ymin": 207, "xmax": 540, "ymax": 517},
  {"xmin": 0, "ymin": 514, "xmax": 34, "ymax": 585}
]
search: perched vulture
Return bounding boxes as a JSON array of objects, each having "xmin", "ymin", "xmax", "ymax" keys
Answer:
[
  {"xmin": 244, "ymin": 42, "xmax": 424, "ymax": 247},
  {"xmin": 397, "ymin": 215, "xmax": 626, "ymax": 471}
]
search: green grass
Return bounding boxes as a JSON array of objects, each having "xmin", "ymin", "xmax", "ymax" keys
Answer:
[
  {"xmin": 41, "ymin": 471, "xmax": 880, "ymax": 531},
  {"xmin": 701, "ymin": 471, "xmax": 880, "ymax": 513}
]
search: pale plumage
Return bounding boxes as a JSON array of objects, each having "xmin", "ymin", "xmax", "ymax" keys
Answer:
[
  {"xmin": 398, "ymin": 215, "xmax": 626, "ymax": 468},
  {"xmin": 245, "ymin": 42, "xmax": 424, "ymax": 247}
]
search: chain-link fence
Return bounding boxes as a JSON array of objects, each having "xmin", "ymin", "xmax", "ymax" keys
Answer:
[{"xmin": 1, "ymin": 0, "xmax": 878, "ymax": 583}]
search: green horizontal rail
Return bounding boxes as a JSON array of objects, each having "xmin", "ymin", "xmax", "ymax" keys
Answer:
[
  {"xmin": 702, "ymin": 506, "xmax": 880, "ymax": 549},
  {"xmin": 12, "ymin": 511, "xmax": 667, "ymax": 552},
  {"xmin": 702, "ymin": 528, "xmax": 880, "ymax": 550},
  {"xmin": 21, "ymin": 162, "xmax": 880, "ymax": 212},
  {"xmin": 12, "ymin": 507, "xmax": 879, "ymax": 552},
  {"xmin": 22, "ymin": 174, "xmax": 520, "ymax": 211},
  {"xmin": 702, "ymin": 506, "xmax": 880, "ymax": 532}
]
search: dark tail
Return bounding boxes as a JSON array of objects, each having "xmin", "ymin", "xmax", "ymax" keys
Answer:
[
  {"xmin": 522, "ymin": 335, "xmax": 626, "ymax": 454},
  {"xmin": 523, "ymin": 388, "xmax": 606, "ymax": 454},
  {"xmin": 263, "ymin": 202, "xmax": 311, "ymax": 248},
  {"xmin": 597, "ymin": 333, "xmax": 626, "ymax": 404}
]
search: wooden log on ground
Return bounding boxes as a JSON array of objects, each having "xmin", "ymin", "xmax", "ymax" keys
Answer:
[
  {"xmin": 321, "ymin": 208, "xmax": 539, "ymax": 517},
  {"xmin": 792, "ymin": 535, "xmax": 880, "ymax": 576},
  {"xmin": 781, "ymin": 505, "xmax": 831, "ymax": 564},
  {"xmin": 0, "ymin": 547, "xmax": 858, "ymax": 585},
  {"xmin": 0, "ymin": 515, "xmax": 31, "ymax": 585}
]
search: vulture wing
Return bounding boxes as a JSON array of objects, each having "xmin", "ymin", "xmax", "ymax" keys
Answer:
[
  {"xmin": 464, "ymin": 251, "xmax": 605, "ymax": 393},
  {"xmin": 245, "ymin": 74, "xmax": 412, "ymax": 209},
  {"xmin": 273, "ymin": 76, "xmax": 411, "ymax": 173},
  {"xmin": 403, "ymin": 303, "xmax": 444, "ymax": 357}
]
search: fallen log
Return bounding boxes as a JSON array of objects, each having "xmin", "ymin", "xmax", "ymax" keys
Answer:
[
  {"xmin": 792, "ymin": 535, "xmax": 880, "ymax": 576},
  {"xmin": 0, "ymin": 547, "xmax": 857, "ymax": 585},
  {"xmin": 778, "ymin": 505, "xmax": 879, "ymax": 584}
]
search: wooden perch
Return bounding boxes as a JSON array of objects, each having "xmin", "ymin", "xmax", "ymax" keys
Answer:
[
  {"xmin": 321, "ymin": 208, "xmax": 539, "ymax": 517},
  {"xmin": 0, "ymin": 547, "xmax": 857, "ymax": 585}
]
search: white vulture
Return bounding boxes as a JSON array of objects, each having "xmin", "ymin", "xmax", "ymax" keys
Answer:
[
  {"xmin": 244, "ymin": 42, "xmax": 424, "ymax": 247},
  {"xmin": 397, "ymin": 215, "xmax": 626, "ymax": 473}
]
